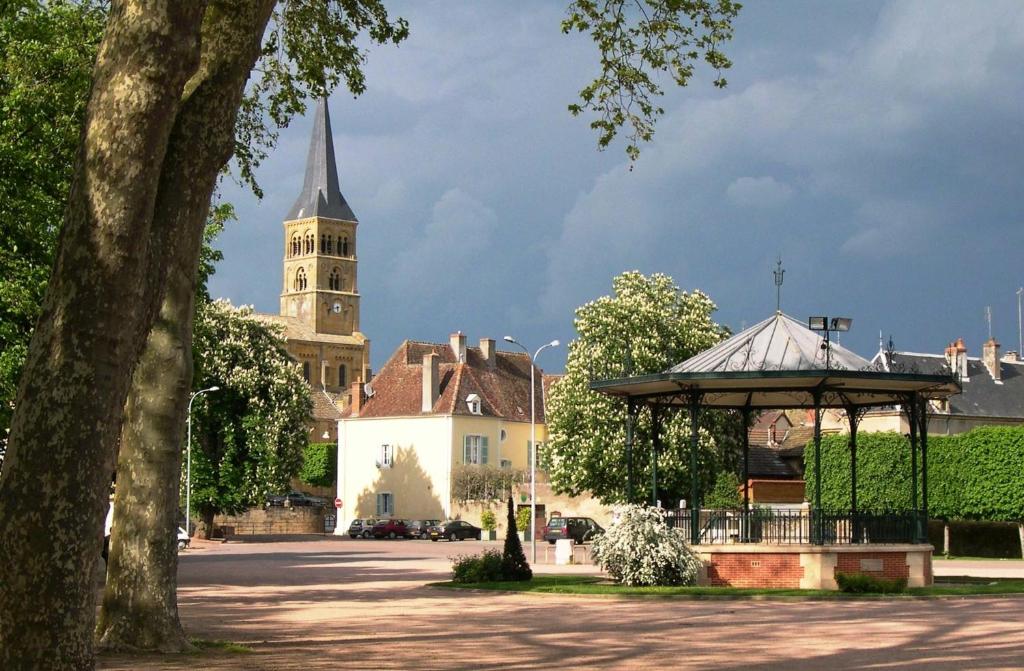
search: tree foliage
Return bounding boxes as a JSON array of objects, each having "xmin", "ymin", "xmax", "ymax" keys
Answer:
[
  {"xmin": 545, "ymin": 271, "xmax": 742, "ymax": 505},
  {"xmin": 299, "ymin": 442, "xmax": 337, "ymax": 489},
  {"xmin": 188, "ymin": 300, "xmax": 312, "ymax": 526},
  {"xmin": 0, "ymin": 0, "xmax": 105, "ymax": 462},
  {"xmin": 563, "ymin": 0, "xmax": 740, "ymax": 160},
  {"xmin": 704, "ymin": 470, "xmax": 742, "ymax": 510},
  {"xmin": 451, "ymin": 464, "xmax": 524, "ymax": 503}
]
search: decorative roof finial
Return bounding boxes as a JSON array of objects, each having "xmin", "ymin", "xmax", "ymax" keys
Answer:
[{"xmin": 773, "ymin": 256, "xmax": 785, "ymax": 313}]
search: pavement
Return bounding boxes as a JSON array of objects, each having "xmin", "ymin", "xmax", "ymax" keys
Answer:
[{"xmin": 97, "ymin": 536, "xmax": 1024, "ymax": 671}]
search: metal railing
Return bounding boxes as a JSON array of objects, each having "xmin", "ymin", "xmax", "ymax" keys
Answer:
[{"xmin": 664, "ymin": 508, "xmax": 927, "ymax": 545}]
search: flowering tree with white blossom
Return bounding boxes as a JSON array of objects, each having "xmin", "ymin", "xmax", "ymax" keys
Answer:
[{"xmin": 545, "ymin": 271, "xmax": 743, "ymax": 505}]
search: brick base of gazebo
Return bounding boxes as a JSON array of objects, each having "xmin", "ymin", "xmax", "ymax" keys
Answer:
[{"xmin": 695, "ymin": 544, "xmax": 933, "ymax": 590}]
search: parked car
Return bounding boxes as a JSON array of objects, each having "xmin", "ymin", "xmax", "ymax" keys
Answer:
[
  {"xmin": 407, "ymin": 519, "xmax": 441, "ymax": 539},
  {"xmin": 347, "ymin": 518, "xmax": 378, "ymax": 539},
  {"xmin": 266, "ymin": 490, "xmax": 325, "ymax": 508},
  {"xmin": 372, "ymin": 519, "xmax": 412, "ymax": 539},
  {"xmin": 543, "ymin": 516, "xmax": 604, "ymax": 544},
  {"xmin": 428, "ymin": 520, "xmax": 482, "ymax": 542}
]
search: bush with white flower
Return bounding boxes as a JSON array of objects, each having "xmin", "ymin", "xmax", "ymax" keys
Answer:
[{"xmin": 591, "ymin": 505, "xmax": 702, "ymax": 586}]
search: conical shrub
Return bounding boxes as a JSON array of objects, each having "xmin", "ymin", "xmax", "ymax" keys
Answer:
[{"xmin": 501, "ymin": 496, "xmax": 532, "ymax": 581}]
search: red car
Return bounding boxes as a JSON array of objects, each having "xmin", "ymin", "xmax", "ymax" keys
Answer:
[{"xmin": 372, "ymin": 519, "xmax": 412, "ymax": 539}]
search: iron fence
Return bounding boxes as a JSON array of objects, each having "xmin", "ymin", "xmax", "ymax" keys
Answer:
[{"xmin": 664, "ymin": 508, "xmax": 926, "ymax": 545}]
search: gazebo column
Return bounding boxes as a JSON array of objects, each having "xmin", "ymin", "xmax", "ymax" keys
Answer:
[
  {"xmin": 741, "ymin": 407, "xmax": 751, "ymax": 542},
  {"xmin": 625, "ymin": 398, "xmax": 637, "ymax": 503},
  {"xmin": 918, "ymin": 396, "xmax": 930, "ymax": 543},
  {"xmin": 813, "ymin": 388, "xmax": 823, "ymax": 545},
  {"xmin": 845, "ymin": 404, "xmax": 860, "ymax": 543},
  {"xmin": 651, "ymin": 404, "xmax": 662, "ymax": 507},
  {"xmin": 688, "ymin": 391, "xmax": 701, "ymax": 544},
  {"xmin": 907, "ymin": 394, "xmax": 920, "ymax": 543}
]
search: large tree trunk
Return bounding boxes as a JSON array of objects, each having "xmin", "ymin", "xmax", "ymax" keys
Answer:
[
  {"xmin": 95, "ymin": 0, "xmax": 277, "ymax": 653},
  {"xmin": 0, "ymin": 3, "xmax": 206, "ymax": 668}
]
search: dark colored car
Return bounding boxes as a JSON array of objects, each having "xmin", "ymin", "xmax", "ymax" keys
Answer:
[
  {"xmin": 428, "ymin": 520, "xmax": 481, "ymax": 542},
  {"xmin": 407, "ymin": 519, "xmax": 441, "ymax": 539},
  {"xmin": 266, "ymin": 490, "xmax": 325, "ymax": 508},
  {"xmin": 372, "ymin": 519, "xmax": 412, "ymax": 539},
  {"xmin": 347, "ymin": 518, "xmax": 378, "ymax": 539},
  {"xmin": 543, "ymin": 516, "xmax": 604, "ymax": 544}
]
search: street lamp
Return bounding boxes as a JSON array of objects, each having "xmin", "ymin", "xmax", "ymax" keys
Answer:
[
  {"xmin": 186, "ymin": 386, "xmax": 220, "ymax": 537},
  {"xmin": 808, "ymin": 316, "xmax": 852, "ymax": 369},
  {"xmin": 503, "ymin": 336, "xmax": 559, "ymax": 565}
]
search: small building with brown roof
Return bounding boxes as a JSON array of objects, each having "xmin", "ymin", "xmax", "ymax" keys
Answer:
[{"xmin": 335, "ymin": 332, "xmax": 553, "ymax": 528}]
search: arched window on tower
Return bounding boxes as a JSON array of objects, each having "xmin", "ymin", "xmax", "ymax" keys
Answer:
[
  {"xmin": 302, "ymin": 361, "xmax": 310, "ymax": 382},
  {"xmin": 342, "ymin": 237, "xmax": 349, "ymax": 256},
  {"xmin": 339, "ymin": 364, "xmax": 347, "ymax": 387},
  {"xmin": 326, "ymin": 235, "xmax": 333, "ymax": 255},
  {"xmin": 294, "ymin": 267, "xmax": 307, "ymax": 291},
  {"xmin": 329, "ymin": 268, "xmax": 341, "ymax": 291},
  {"xmin": 290, "ymin": 234, "xmax": 300, "ymax": 257},
  {"xmin": 304, "ymin": 232, "xmax": 314, "ymax": 254},
  {"xmin": 320, "ymin": 234, "xmax": 327, "ymax": 253}
]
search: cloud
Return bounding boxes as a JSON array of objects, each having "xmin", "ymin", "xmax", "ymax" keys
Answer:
[
  {"xmin": 388, "ymin": 188, "xmax": 498, "ymax": 299},
  {"xmin": 726, "ymin": 176, "xmax": 794, "ymax": 209}
]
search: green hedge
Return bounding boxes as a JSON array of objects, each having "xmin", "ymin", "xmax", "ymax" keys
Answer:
[
  {"xmin": 804, "ymin": 425, "xmax": 1024, "ymax": 523},
  {"xmin": 299, "ymin": 442, "xmax": 336, "ymax": 488}
]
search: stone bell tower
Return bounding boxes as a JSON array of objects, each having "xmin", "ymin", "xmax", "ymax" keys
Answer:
[{"xmin": 280, "ymin": 97, "xmax": 360, "ymax": 336}]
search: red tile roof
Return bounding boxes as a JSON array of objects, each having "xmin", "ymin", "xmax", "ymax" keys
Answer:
[{"xmin": 348, "ymin": 340, "xmax": 549, "ymax": 421}]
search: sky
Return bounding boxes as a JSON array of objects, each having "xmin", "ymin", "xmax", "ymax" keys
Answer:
[{"xmin": 211, "ymin": 0, "xmax": 1024, "ymax": 373}]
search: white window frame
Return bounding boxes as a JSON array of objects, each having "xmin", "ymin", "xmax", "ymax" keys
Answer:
[
  {"xmin": 466, "ymin": 393, "xmax": 482, "ymax": 415},
  {"xmin": 378, "ymin": 444, "xmax": 394, "ymax": 469},
  {"xmin": 463, "ymin": 434, "xmax": 489, "ymax": 465}
]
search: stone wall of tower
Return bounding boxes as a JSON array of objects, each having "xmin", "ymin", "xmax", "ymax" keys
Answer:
[{"xmin": 280, "ymin": 215, "xmax": 360, "ymax": 337}]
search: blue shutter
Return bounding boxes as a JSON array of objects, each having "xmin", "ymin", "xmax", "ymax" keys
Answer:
[
  {"xmin": 376, "ymin": 493, "xmax": 382, "ymax": 516},
  {"xmin": 481, "ymin": 436, "xmax": 489, "ymax": 465}
]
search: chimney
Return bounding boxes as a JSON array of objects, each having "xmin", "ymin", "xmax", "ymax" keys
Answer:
[
  {"xmin": 349, "ymin": 380, "xmax": 364, "ymax": 417},
  {"xmin": 982, "ymin": 337, "xmax": 1001, "ymax": 381},
  {"xmin": 1003, "ymin": 350, "xmax": 1020, "ymax": 363},
  {"xmin": 450, "ymin": 331, "xmax": 466, "ymax": 363},
  {"xmin": 422, "ymin": 353, "xmax": 439, "ymax": 412},
  {"xmin": 479, "ymin": 338, "xmax": 496, "ymax": 367},
  {"xmin": 946, "ymin": 338, "xmax": 969, "ymax": 380}
]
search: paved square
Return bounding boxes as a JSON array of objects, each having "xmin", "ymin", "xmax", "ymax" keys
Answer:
[{"xmin": 98, "ymin": 537, "xmax": 1024, "ymax": 670}]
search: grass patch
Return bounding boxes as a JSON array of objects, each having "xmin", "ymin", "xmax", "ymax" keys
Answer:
[
  {"xmin": 431, "ymin": 574, "xmax": 1024, "ymax": 599},
  {"xmin": 189, "ymin": 638, "xmax": 253, "ymax": 654}
]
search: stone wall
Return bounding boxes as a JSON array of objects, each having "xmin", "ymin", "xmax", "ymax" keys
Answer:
[{"xmin": 214, "ymin": 505, "xmax": 328, "ymax": 536}]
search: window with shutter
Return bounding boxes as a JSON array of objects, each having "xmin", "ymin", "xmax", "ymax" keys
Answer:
[{"xmin": 480, "ymin": 436, "xmax": 488, "ymax": 465}]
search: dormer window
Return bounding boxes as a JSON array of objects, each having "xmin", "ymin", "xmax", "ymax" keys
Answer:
[{"xmin": 466, "ymin": 393, "xmax": 482, "ymax": 415}]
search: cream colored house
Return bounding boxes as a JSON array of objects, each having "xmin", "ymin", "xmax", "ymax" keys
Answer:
[{"xmin": 334, "ymin": 333, "xmax": 552, "ymax": 530}]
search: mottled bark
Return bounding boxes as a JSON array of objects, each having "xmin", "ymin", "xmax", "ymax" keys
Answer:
[
  {"xmin": 0, "ymin": 2, "xmax": 206, "ymax": 669},
  {"xmin": 95, "ymin": 0, "xmax": 278, "ymax": 653}
]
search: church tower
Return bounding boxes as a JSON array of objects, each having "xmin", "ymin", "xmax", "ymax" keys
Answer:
[
  {"xmin": 281, "ymin": 98, "xmax": 360, "ymax": 336},
  {"xmin": 264, "ymin": 97, "xmax": 370, "ymax": 440}
]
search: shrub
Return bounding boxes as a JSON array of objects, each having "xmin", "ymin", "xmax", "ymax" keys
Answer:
[
  {"xmin": 704, "ymin": 471, "xmax": 742, "ymax": 509},
  {"xmin": 591, "ymin": 505, "xmax": 702, "ymax": 586},
  {"xmin": 451, "ymin": 550, "xmax": 504, "ymax": 583},
  {"xmin": 502, "ymin": 497, "xmax": 532, "ymax": 581},
  {"xmin": 480, "ymin": 509, "xmax": 497, "ymax": 532},
  {"xmin": 515, "ymin": 506, "xmax": 531, "ymax": 532},
  {"xmin": 299, "ymin": 442, "xmax": 335, "ymax": 488},
  {"xmin": 835, "ymin": 571, "xmax": 907, "ymax": 594}
]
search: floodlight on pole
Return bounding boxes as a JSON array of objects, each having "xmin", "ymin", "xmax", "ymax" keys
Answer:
[
  {"xmin": 808, "ymin": 316, "xmax": 852, "ymax": 370},
  {"xmin": 186, "ymin": 385, "xmax": 220, "ymax": 538},
  {"xmin": 503, "ymin": 335, "xmax": 560, "ymax": 565}
]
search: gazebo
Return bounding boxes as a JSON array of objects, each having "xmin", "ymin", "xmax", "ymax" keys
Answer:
[{"xmin": 590, "ymin": 312, "xmax": 960, "ymax": 589}]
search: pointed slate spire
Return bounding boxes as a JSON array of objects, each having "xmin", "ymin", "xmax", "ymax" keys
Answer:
[{"xmin": 286, "ymin": 97, "xmax": 358, "ymax": 222}]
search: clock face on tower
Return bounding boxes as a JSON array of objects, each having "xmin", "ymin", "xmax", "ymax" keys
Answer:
[{"xmin": 332, "ymin": 301, "xmax": 343, "ymax": 314}]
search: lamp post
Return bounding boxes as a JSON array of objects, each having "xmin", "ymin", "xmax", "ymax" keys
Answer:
[
  {"xmin": 503, "ymin": 336, "xmax": 559, "ymax": 564},
  {"xmin": 186, "ymin": 385, "xmax": 219, "ymax": 537},
  {"xmin": 1017, "ymin": 287, "xmax": 1022, "ymax": 360}
]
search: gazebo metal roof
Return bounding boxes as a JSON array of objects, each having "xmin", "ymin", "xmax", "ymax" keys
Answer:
[{"xmin": 590, "ymin": 312, "xmax": 960, "ymax": 409}]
